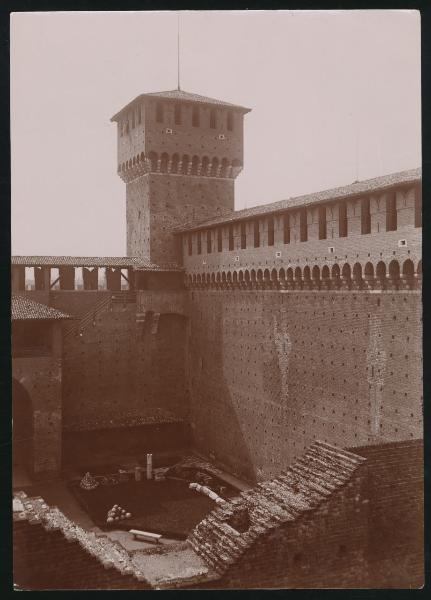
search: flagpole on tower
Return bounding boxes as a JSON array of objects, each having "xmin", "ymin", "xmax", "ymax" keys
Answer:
[{"xmin": 177, "ymin": 12, "xmax": 181, "ymax": 91}]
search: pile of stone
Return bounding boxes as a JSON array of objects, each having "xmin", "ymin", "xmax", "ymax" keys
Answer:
[
  {"xmin": 106, "ymin": 504, "xmax": 131, "ymax": 524},
  {"xmin": 79, "ymin": 472, "xmax": 99, "ymax": 490}
]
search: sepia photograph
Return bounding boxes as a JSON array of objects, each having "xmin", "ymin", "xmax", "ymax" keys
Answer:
[{"xmin": 10, "ymin": 9, "xmax": 423, "ymax": 590}]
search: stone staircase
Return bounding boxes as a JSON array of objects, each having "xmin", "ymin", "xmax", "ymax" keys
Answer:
[
  {"xmin": 64, "ymin": 291, "xmax": 136, "ymax": 339},
  {"xmin": 188, "ymin": 441, "xmax": 365, "ymax": 576}
]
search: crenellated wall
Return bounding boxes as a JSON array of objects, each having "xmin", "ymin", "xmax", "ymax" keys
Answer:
[{"xmin": 181, "ymin": 183, "xmax": 422, "ymax": 288}]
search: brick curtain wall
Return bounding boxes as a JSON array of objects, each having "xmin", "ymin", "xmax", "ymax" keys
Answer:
[{"xmin": 188, "ymin": 291, "xmax": 422, "ymax": 482}]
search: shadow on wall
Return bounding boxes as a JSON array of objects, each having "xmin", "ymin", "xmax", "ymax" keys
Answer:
[
  {"xmin": 144, "ymin": 313, "xmax": 189, "ymax": 421},
  {"xmin": 13, "ymin": 378, "xmax": 34, "ymax": 474},
  {"xmin": 188, "ymin": 294, "xmax": 256, "ymax": 483},
  {"xmin": 62, "ymin": 422, "xmax": 191, "ymax": 470}
]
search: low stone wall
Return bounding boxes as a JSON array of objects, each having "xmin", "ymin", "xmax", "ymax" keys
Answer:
[
  {"xmin": 352, "ymin": 439, "xmax": 424, "ymax": 588},
  {"xmin": 13, "ymin": 493, "xmax": 150, "ymax": 590}
]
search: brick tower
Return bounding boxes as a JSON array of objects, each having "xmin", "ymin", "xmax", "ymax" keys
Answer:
[{"xmin": 111, "ymin": 90, "xmax": 251, "ymax": 265}]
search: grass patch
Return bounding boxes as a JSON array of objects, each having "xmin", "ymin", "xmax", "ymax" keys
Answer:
[{"xmin": 70, "ymin": 478, "xmax": 218, "ymax": 539}]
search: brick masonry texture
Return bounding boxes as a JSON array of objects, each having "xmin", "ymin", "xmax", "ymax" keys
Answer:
[
  {"xmin": 351, "ymin": 440, "xmax": 424, "ymax": 587},
  {"xmin": 189, "ymin": 440, "xmax": 423, "ymax": 589},
  {"xmin": 181, "ymin": 187, "xmax": 421, "ymax": 281},
  {"xmin": 13, "ymin": 439, "xmax": 423, "ymax": 589},
  {"xmin": 12, "ymin": 84, "xmax": 423, "ymax": 588},
  {"xmin": 13, "ymin": 357, "xmax": 62, "ymax": 476},
  {"xmin": 61, "ymin": 304, "xmax": 187, "ymax": 423},
  {"xmin": 13, "ymin": 493, "xmax": 151, "ymax": 590},
  {"xmin": 187, "ymin": 290, "xmax": 422, "ymax": 482},
  {"xmin": 126, "ymin": 174, "xmax": 234, "ymax": 264}
]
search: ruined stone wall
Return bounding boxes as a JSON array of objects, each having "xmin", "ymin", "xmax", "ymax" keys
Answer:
[
  {"xmin": 352, "ymin": 440, "xmax": 424, "ymax": 587},
  {"xmin": 13, "ymin": 519, "xmax": 148, "ymax": 590},
  {"xmin": 12, "ymin": 357, "xmax": 62, "ymax": 476},
  {"xmin": 13, "ymin": 496, "xmax": 151, "ymax": 590},
  {"xmin": 188, "ymin": 290, "xmax": 422, "ymax": 482},
  {"xmin": 218, "ymin": 464, "xmax": 369, "ymax": 589},
  {"xmin": 191, "ymin": 441, "xmax": 423, "ymax": 590}
]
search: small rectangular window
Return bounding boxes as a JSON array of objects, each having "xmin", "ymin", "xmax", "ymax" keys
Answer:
[
  {"xmin": 188, "ymin": 234, "xmax": 192, "ymax": 256},
  {"xmin": 268, "ymin": 216, "xmax": 275, "ymax": 246},
  {"xmin": 361, "ymin": 198, "xmax": 371, "ymax": 234},
  {"xmin": 138, "ymin": 105, "xmax": 142, "ymax": 125},
  {"xmin": 283, "ymin": 213, "xmax": 290, "ymax": 244},
  {"xmin": 197, "ymin": 232, "xmax": 202, "ymax": 255},
  {"xmin": 192, "ymin": 106, "xmax": 200, "ymax": 127},
  {"xmin": 228, "ymin": 225, "xmax": 234, "ymax": 251},
  {"xmin": 174, "ymin": 103, "xmax": 182, "ymax": 125},
  {"xmin": 339, "ymin": 203, "xmax": 348, "ymax": 237},
  {"xmin": 156, "ymin": 102, "xmax": 164, "ymax": 123},
  {"xmin": 207, "ymin": 230, "xmax": 212, "ymax": 254},
  {"xmin": 210, "ymin": 109, "xmax": 217, "ymax": 129},
  {"xmin": 240, "ymin": 222, "xmax": 247, "ymax": 249},
  {"xmin": 415, "ymin": 187, "xmax": 422, "ymax": 228},
  {"xmin": 318, "ymin": 206, "xmax": 327, "ymax": 240},
  {"xmin": 254, "ymin": 220, "xmax": 260, "ymax": 248},
  {"xmin": 227, "ymin": 111, "xmax": 234, "ymax": 131},
  {"xmin": 386, "ymin": 192, "xmax": 397, "ymax": 231},
  {"xmin": 300, "ymin": 209, "xmax": 308, "ymax": 242},
  {"xmin": 217, "ymin": 228, "xmax": 223, "ymax": 252}
]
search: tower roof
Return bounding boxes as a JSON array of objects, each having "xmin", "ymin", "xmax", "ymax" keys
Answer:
[{"xmin": 111, "ymin": 89, "xmax": 251, "ymax": 122}]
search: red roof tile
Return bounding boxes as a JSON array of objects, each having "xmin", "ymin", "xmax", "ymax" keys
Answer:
[{"xmin": 12, "ymin": 295, "xmax": 71, "ymax": 321}]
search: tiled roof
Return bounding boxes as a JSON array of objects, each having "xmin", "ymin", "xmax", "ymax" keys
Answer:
[
  {"xmin": 11, "ymin": 256, "xmax": 183, "ymax": 271},
  {"xmin": 12, "ymin": 295, "xmax": 71, "ymax": 321},
  {"xmin": 188, "ymin": 441, "xmax": 365, "ymax": 575},
  {"xmin": 111, "ymin": 88, "xmax": 251, "ymax": 121},
  {"xmin": 175, "ymin": 167, "xmax": 422, "ymax": 233},
  {"xmin": 134, "ymin": 261, "xmax": 183, "ymax": 272}
]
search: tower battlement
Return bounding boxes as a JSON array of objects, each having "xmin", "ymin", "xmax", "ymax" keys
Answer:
[{"xmin": 112, "ymin": 89, "xmax": 250, "ymax": 264}]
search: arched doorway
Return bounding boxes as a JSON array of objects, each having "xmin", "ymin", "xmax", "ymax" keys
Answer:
[{"xmin": 12, "ymin": 379, "xmax": 33, "ymax": 473}]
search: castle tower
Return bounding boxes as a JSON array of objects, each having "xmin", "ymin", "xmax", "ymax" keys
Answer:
[{"xmin": 111, "ymin": 90, "xmax": 251, "ymax": 264}]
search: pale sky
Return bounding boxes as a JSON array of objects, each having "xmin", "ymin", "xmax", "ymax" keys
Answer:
[{"xmin": 11, "ymin": 10, "xmax": 421, "ymax": 256}]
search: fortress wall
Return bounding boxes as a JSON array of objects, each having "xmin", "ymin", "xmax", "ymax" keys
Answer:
[
  {"xmin": 183, "ymin": 221, "xmax": 421, "ymax": 279},
  {"xmin": 61, "ymin": 305, "xmax": 138, "ymax": 430},
  {"xmin": 61, "ymin": 304, "xmax": 188, "ymax": 434},
  {"xmin": 188, "ymin": 290, "xmax": 422, "ymax": 482},
  {"xmin": 13, "ymin": 357, "xmax": 62, "ymax": 476},
  {"xmin": 49, "ymin": 291, "xmax": 111, "ymax": 319}
]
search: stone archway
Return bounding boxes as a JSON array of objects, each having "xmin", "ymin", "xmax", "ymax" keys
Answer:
[{"xmin": 12, "ymin": 378, "xmax": 34, "ymax": 473}]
